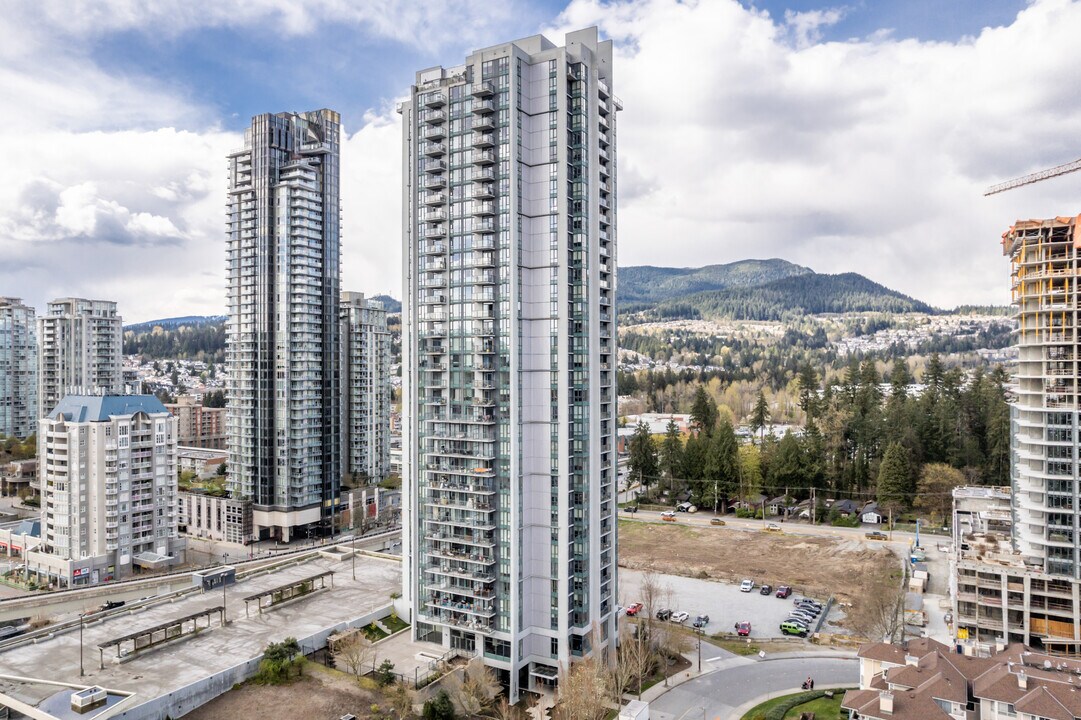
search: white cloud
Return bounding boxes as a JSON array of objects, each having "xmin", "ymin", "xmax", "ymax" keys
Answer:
[
  {"xmin": 784, "ymin": 7, "xmax": 846, "ymax": 49},
  {"xmin": 17, "ymin": 0, "xmax": 524, "ymax": 49},
  {"xmin": 545, "ymin": 0, "xmax": 1081, "ymax": 307}
]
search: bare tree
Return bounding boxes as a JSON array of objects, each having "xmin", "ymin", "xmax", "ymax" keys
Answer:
[
  {"xmin": 333, "ymin": 633, "xmax": 374, "ymax": 679},
  {"xmin": 609, "ymin": 620, "xmax": 641, "ymax": 703},
  {"xmin": 554, "ymin": 656, "xmax": 610, "ymax": 720},
  {"xmin": 385, "ymin": 682, "xmax": 416, "ymax": 720},
  {"xmin": 847, "ymin": 574, "xmax": 905, "ymax": 642},
  {"xmin": 650, "ymin": 585, "xmax": 690, "ymax": 688},
  {"xmin": 444, "ymin": 657, "xmax": 501, "ymax": 717}
]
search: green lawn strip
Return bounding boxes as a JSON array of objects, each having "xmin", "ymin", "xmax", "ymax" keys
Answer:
[{"xmin": 741, "ymin": 688, "xmax": 855, "ymax": 720}]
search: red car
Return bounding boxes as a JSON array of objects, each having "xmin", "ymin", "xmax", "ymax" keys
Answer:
[
  {"xmin": 776, "ymin": 585, "xmax": 792, "ymax": 599},
  {"xmin": 625, "ymin": 602, "xmax": 644, "ymax": 617},
  {"xmin": 736, "ymin": 621, "xmax": 752, "ymax": 637}
]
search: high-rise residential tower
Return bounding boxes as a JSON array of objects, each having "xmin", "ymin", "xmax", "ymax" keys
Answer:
[
  {"xmin": 38, "ymin": 394, "xmax": 179, "ymax": 585},
  {"xmin": 341, "ymin": 292, "xmax": 392, "ymax": 484},
  {"xmin": 37, "ymin": 298, "xmax": 122, "ymax": 415},
  {"xmin": 226, "ymin": 109, "xmax": 342, "ymax": 542},
  {"xmin": 1004, "ymin": 217, "xmax": 1081, "ymax": 576},
  {"xmin": 400, "ymin": 28, "xmax": 620, "ymax": 698},
  {"xmin": 0, "ymin": 298, "xmax": 37, "ymax": 439}
]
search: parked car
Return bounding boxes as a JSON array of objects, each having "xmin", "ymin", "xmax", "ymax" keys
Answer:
[
  {"xmin": 865, "ymin": 531, "xmax": 888, "ymax": 541},
  {"xmin": 693, "ymin": 615, "xmax": 710, "ymax": 628},
  {"xmin": 0, "ymin": 626, "xmax": 22, "ymax": 641},
  {"xmin": 735, "ymin": 620, "xmax": 752, "ymax": 637},
  {"xmin": 776, "ymin": 585, "xmax": 792, "ymax": 599},
  {"xmin": 759, "ymin": 584, "xmax": 773, "ymax": 595},
  {"xmin": 710, "ymin": 518, "xmax": 726, "ymax": 526},
  {"xmin": 100, "ymin": 600, "xmax": 125, "ymax": 612},
  {"xmin": 740, "ymin": 579, "xmax": 755, "ymax": 592},
  {"xmin": 779, "ymin": 621, "xmax": 808, "ymax": 637},
  {"xmin": 625, "ymin": 602, "xmax": 644, "ymax": 617},
  {"xmin": 764, "ymin": 523, "xmax": 782, "ymax": 533},
  {"xmin": 671, "ymin": 611, "xmax": 690, "ymax": 624},
  {"xmin": 656, "ymin": 608, "xmax": 672, "ymax": 621},
  {"xmin": 623, "ymin": 505, "xmax": 639, "ymax": 513},
  {"xmin": 796, "ymin": 598, "xmax": 824, "ymax": 612},
  {"xmin": 784, "ymin": 616, "xmax": 810, "ymax": 628},
  {"xmin": 791, "ymin": 610, "xmax": 818, "ymax": 624}
]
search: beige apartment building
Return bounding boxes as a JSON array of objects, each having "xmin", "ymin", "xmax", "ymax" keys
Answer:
[
  {"xmin": 35, "ymin": 394, "xmax": 181, "ymax": 586},
  {"xmin": 165, "ymin": 395, "xmax": 226, "ymax": 449}
]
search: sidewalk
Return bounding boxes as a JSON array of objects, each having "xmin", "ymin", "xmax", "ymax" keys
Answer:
[{"xmin": 635, "ymin": 645, "xmax": 857, "ymax": 704}]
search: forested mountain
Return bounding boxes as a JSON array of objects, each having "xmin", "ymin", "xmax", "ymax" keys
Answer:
[
  {"xmin": 124, "ymin": 319, "xmax": 226, "ymax": 361},
  {"xmin": 372, "ymin": 295, "xmax": 402, "ymax": 313},
  {"xmin": 651, "ymin": 272, "xmax": 935, "ymax": 321},
  {"xmin": 125, "ymin": 315, "xmax": 225, "ymax": 333},
  {"xmin": 618, "ymin": 259, "xmax": 812, "ymax": 311}
]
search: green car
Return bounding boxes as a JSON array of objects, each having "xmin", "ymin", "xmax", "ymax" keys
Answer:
[{"xmin": 779, "ymin": 621, "xmax": 808, "ymax": 638}]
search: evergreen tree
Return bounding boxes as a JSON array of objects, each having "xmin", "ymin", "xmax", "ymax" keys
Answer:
[
  {"xmin": 876, "ymin": 442, "xmax": 910, "ymax": 515},
  {"xmin": 750, "ymin": 390, "xmax": 771, "ymax": 442},
  {"xmin": 627, "ymin": 421, "xmax": 659, "ymax": 488},
  {"xmin": 658, "ymin": 420, "xmax": 684, "ymax": 481},
  {"xmin": 689, "ymin": 387, "xmax": 718, "ymax": 436}
]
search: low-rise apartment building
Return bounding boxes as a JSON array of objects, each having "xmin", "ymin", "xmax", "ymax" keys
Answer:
[
  {"xmin": 0, "ymin": 459, "xmax": 37, "ymax": 498},
  {"xmin": 176, "ymin": 446, "xmax": 228, "ymax": 478},
  {"xmin": 165, "ymin": 395, "xmax": 226, "ymax": 449},
  {"xmin": 844, "ymin": 637, "xmax": 1081, "ymax": 720},
  {"xmin": 177, "ymin": 489, "xmax": 252, "ymax": 545}
]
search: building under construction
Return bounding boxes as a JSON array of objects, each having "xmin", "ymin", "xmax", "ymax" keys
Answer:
[{"xmin": 1003, "ymin": 216, "xmax": 1081, "ymax": 578}]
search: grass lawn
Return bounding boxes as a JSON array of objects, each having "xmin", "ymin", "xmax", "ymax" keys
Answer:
[
  {"xmin": 382, "ymin": 614, "xmax": 410, "ymax": 633},
  {"xmin": 361, "ymin": 623, "xmax": 389, "ymax": 641},
  {"xmin": 742, "ymin": 689, "xmax": 854, "ymax": 720}
]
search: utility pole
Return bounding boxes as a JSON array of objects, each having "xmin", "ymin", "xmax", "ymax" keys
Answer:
[
  {"xmin": 79, "ymin": 616, "xmax": 84, "ymax": 677},
  {"xmin": 222, "ymin": 575, "xmax": 228, "ymax": 624},
  {"xmin": 889, "ymin": 508, "xmax": 893, "ymax": 542},
  {"xmin": 352, "ymin": 533, "xmax": 357, "ymax": 581},
  {"xmin": 811, "ymin": 487, "xmax": 816, "ymax": 525},
  {"xmin": 697, "ymin": 627, "xmax": 702, "ymax": 672}
]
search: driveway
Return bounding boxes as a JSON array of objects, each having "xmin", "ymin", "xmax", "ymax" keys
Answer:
[{"xmin": 648, "ymin": 655, "xmax": 857, "ymax": 720}]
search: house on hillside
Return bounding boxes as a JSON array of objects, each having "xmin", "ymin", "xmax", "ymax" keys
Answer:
[
  {"xmin": 832, "ymin": 499, "xmax": 860, "ymax": 517},
  {"xmin": 861, "ymin": 501, "xmax": 883, "ymax": 524}
]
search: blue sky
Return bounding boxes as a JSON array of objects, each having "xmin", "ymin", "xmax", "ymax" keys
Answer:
[
  {"xmin": 2, "ymin": 0, "xmax": 1078, "ymax": 321},
  {"xmin": 81, "ymin": 0, "xmax": 1028, "ymax": 133}
]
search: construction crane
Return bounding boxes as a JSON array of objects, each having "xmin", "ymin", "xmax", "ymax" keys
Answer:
[{"xmin": 984, "ymin": 156, "xmax": 1081, "ymax": 196}]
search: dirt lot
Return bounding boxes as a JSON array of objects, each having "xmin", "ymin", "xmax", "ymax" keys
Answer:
[
  {"xmin": 185, "ymin": 663, "xmax": 387, "ymax": 720},
  {"xmin": 617, "ymin": 520, "xmax": 898, "ymax": 608}
]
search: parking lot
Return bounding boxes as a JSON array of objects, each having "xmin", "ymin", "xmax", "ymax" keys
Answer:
[{"xmin": 619, "ymin": 568, "xmax": 838, "ymax": 639}]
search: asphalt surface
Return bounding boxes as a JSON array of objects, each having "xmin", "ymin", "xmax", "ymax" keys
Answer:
[
  {"xmin": 620, "ymin": 569, "xmax": 832, "ymax": 638},
  {"xmin": 648, "ymin": 655, "xmax": 858, "ymax": 720}
]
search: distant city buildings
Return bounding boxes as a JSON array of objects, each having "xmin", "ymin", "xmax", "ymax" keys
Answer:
[
  {"xmin": 225, "ymin": 109, "xmax": 342, "ymax": 542},
  {"xmin": 165, "ymin": 395, "xmax": 226, "ymax": 449},
  {"xmin": 177, "ymin": 490, "xmax": 252, "ymax": 545},
  {"xmin": 37, "ymin": 298, "xmax": 123, "ymax": 414},
  {"xmin": 341, "ymin": 292, "xmax": 391, "ymax": 484},
  {"xmin": 400, "ymin": 28, "xmax": 619, "ymax": 699},
  {"xmin": 35, "ymin": 394, "xmax": 181, "ymax": 586},
  {"xmin": 0, "ymin": 297, "xmax": 37, "ymax": 439}
]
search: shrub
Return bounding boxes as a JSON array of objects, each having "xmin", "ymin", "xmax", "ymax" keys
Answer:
[
  {"xmin": 375, "ymin": 659, "xmax": 396, "ymax": 687},
  {"xmin": 422, "ymin": 690, "xmax": 456, "ymax": 720},
  {"xmin": 762, "ymin": 690, "xmax": 828, "ymax": 720}
]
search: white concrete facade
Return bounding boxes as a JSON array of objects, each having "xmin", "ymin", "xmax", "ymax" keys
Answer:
[
  {"xmin": 401, "ymin": 27, "xmax": 619, "ymax": 700},
  {"xmin": 36, "ymin": 298, "xmax": 122, "ymax": 417},
  {"xmin": 38, "ymin": 395, "xmax": 180, "ymax": 584},
  {"xmin": 1003, "ymin": 218, "xmax": 1081, "ymax": 577}
]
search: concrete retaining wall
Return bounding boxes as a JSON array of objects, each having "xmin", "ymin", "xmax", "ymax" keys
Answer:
[{"xmin": 114, "ymin": 604, "xmax": 393, "ymax": 720}]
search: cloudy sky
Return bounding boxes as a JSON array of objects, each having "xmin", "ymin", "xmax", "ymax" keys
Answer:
[{"xmin": 2, "ymin": 0, "xmax": 1079, "ymax": 322}]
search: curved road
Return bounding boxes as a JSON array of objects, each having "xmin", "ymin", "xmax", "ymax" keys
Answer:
[{"xmin": 648, "ymin": 655, "xmax": 857, "ymax": 720}]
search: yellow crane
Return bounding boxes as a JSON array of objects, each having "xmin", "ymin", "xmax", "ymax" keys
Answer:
[{"xmin": 985, "ymin": 156, "xmax": 1081, "ymax": 196}]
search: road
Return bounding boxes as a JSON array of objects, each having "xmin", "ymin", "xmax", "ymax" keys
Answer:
[{"xmin": 649, "ymin": 654, "xmax": 858, "ymax": 720}]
